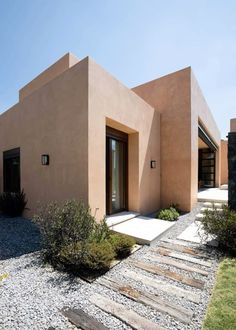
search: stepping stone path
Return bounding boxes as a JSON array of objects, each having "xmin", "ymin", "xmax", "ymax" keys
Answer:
[
  {"xmin": 195, "ymin": 201, "xmax": 225, "ymax": 221},
  {"xmin": 62, "ymin": 235, "xmax": 215, "ymax": 329}
]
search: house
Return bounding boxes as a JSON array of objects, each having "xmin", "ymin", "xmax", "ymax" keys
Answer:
[{"xmin": 0, "ymin": 53, "xmax": 227, "ymax": 219}]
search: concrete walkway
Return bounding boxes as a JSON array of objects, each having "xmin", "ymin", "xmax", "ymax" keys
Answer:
[
  {"xmin": 197, "ymin": 188, "xmax": 228, "ymax": 203},
  {"xmin": 106, "ymin": 212, "xmax": 175, "ymax": 245}
]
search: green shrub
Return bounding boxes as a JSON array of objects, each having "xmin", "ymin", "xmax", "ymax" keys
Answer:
[
  {"xmin": 33, "ymin": 200, "xmax": 115, "ymax": 272},
  {"xmin": 200, "ymin": 205, "xmax": 236, "ymax": 254},
  {"xmin": 82, "ymin": 241, "xmax": 115, "ymax": 271},
  {"xmin": 58, "ymin": 242, "xmax": 84, "ymax": 269},
  {"xmin": 156, "ymin": 207, "xmax": 180, "ymax": 221},
  {"xmin": 109, "ymin": 233, "xmax": 135, "ymax": 258},
  {"xmin": 0, "ymin": 190, "xmax": 27, "ymax": 217},
  {"xmin": 59, "ymin": 240, "xmax": 115, "ymax": 272}
]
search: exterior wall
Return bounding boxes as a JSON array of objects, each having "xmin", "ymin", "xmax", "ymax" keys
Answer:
[
  {"xmin": 0, "ymin": 57, "xmax": 89, "ymax": 217},
  {"xmin": 133, "ymin": 67, "xmax": 221, "ymax": 211},
  {"xmin": 133, "ymin": 68, "xmax": 192, "ymax": 211},
  {"xmin": 19, "ymin": 53, "xmax": 79, "ymax": 101},
  {"xmin": 0, "ymin": 52, "xmax": 222, "ymax": 218},
  {"xmin": 220, "ymin": 140, "xmax": 228, "ymax": 184},
  {"xmin": 230, "ymin": 118, "xmax": 236, "ymax": 132},
  {"xmin": 190, "ymin": 71, "xmax": 221, "ymax": 204},
  {"xmin": 88, "ymin": 57, "xmax": 161, "ymax": 219}
]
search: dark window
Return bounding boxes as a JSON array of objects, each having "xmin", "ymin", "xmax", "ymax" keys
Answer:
[
  {"xmin": 198, "ymin": 148, "xmax": 215, "ymax": 188},
  {"xmin": 106, "ymin": 127, "xmax": 128, "ymax": 215},
  {"xmin": 3, "ymin": 148, "xmax": 21, "ymax": 193}
]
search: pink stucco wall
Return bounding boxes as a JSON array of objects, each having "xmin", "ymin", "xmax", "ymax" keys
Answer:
[{"xmin": 133, "ymin": 67, "xmax": 221, "ymax": 211}]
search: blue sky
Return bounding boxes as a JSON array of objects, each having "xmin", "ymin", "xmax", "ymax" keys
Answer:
[{"xmin": 0, "ymin": 0, "xmax": 235, "ymax": 138}]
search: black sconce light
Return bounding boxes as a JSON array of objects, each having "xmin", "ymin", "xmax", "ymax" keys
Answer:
[
  {"xmin": 150, "ymin": 160, "xmax": 156, "ymax": 169},
  {"xmin": 41, "ymin": 154, "xmax": 49, "ymax": 165}
]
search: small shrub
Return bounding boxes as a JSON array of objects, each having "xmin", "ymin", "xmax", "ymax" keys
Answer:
[
  {"xmin": 58, "ymin": 242, "xmax": 84, "ymax": 269},
  {"xmin": 200, "ymin": 205, "xmax": 236, "ymax": 254},
  {"xmin": 109, "ymin": 233, "xmax": 135, "ymax": 258},
  {"xmin": 82, "ymin": 241, "xmax": 115, "ymax": 271},
  {"xmin": 59, "ymin": 240, "xmax": 115, "ymax": 272},
  {"xmin": 156, "ymin": 207, "xmax": 180, "ymax": 221},
  {"xmin": 0, "ymin": 190, "xmax": 27, "ymax": 217},
  {"xmin": 33, "ymin": 200, "xmax": 100, "ymax": 262},
  {"xmin": 92, "ymin": 218, "xmax": 110, "ymax": 243},
  {"xmin": 33, "ymin": 200, "xmax": 116, "ymax": 273}
]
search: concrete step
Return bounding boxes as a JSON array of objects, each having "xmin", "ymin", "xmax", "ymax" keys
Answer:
[
  {"xmin": 200, "ymin": 207, "xmax": 223, "ymax": 213},
  {"xmin": 195, "ymin": 213, "xmax": 205, "ymax": 220},
  {"xmin": 111, "ymin": 216, "xmax": 175, "ymax": 245},
  {"xmin": 106, "ymin": 211, "xmax": 140, "ymax": 227},
  {"xmin": 177, "ymin": 222, "xmax": 218, "ymax": 247},
  {"xmin": 220, "ymin": 184, "xmax": 228, "ymax": 190},
  {"xmin": 203, "ymin": 202, "xmax": 224, "ymax": 208},
  {"xmin": 197, "ymin": 188, "xmax": 228, "ymax": 204}
]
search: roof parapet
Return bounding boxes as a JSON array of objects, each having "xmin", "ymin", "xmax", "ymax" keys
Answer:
[{"xmin": 19, "ymin": 52, "xmax": 79, "ymax": 101}]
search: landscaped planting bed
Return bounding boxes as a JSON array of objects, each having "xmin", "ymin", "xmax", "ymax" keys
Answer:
[{"xmin": 33, "ymin": 200, "xmax": 136, "ymax": 280}]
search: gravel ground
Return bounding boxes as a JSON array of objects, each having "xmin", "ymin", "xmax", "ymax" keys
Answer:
[{"xmin": 0, "ymin": 205, "xmax": 221, "ymax": 330}]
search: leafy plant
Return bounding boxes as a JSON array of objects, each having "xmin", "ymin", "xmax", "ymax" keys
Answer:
[
  {"xmin": 58, "ymin": 240, "xmax": 115, "ymax": 272},
  {"xmin": 58, "ymin": 242, "xmax": 84, "ymax": 269},
  {"xmin": 82, "ymin": 241, "xmax": 115, "ymax": 271},
  {"xmin": 33, "ymin": 200, "xmax": 118, "ymax": 272},
  {"xmin": 200, "ymin": 205, "xmax": 236, "ymax": 254},
  {"xmin": 109, "ymin": 233, "xmax": 135, "ymax": 258},
  {"xmin": 33, "ymin": 200, "xmax": 102, "ymax": 262},
  {"xmin": 0, "ymin": 190, "xmax": 27, "ymax": 217},
  {"xmin": 156, "ymin": 207, "xmax": 180, "ymax": 221}
]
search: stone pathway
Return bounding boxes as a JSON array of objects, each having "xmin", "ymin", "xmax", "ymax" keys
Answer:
[
  {"xmin": 0, "ymin": 204, "xmax": 220, "ymax": 329},
  {"xmin": 63, "ymin": 235, "xmax": 218, "ymax": 329}
]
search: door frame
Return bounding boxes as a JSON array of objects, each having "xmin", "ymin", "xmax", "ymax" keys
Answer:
[
  {"xmin": 106, "ymin": 126, "xmax": 128, "ymax": 215},
  {"xmin": 3, "ymin": 147, "xmax": 21, "ymax": 193}
]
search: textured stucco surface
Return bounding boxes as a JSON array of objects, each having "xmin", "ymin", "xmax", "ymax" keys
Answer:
[
  {"xmin": 190, "ymin": 70, "xmax": 221, "ymax": 203},
  {"xmin": 220, "ymin": 140, "xmax": 228, "ymax": 185},
  {"xmin": 88, "ymin": 57, "xmax": 160, "ymax": 219},
  {"xmin": 19, "ymin": 53, "xmax": 79, "ymax": 101},
  {"xmin": 0, "ymin": 53, "xmax": 224, "ymax": 219},
  {"xmin": 0, "ymin": 57, "xmax": 88, "ymax": 217},
  {"xmin": 133, "ymin": 67, "xmax": 221, "ymax": 211}
]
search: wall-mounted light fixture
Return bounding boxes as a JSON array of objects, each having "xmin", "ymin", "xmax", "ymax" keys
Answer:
[
  {"xmin": 41, "ymin": 154, "xmax": 50, "ymax": 165},
  {"xmin": 150, "ymin": 160, "xmax": 156, "ymax": 169}
]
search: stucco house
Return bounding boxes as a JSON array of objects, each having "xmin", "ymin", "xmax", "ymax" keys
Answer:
[{"xmin": 0, "ymin": 53, "xmax": 227, "ymax": 219}]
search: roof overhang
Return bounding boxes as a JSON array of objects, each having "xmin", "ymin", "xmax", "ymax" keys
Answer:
[{"xmin": 198, "ymin": 124, "xmax": 218, "ymax": 151}]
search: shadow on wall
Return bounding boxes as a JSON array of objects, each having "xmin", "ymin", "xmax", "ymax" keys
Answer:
[
  {"xmin": 139, "ymin": 110, "xmax": 160, "ymax": 214},
  {"xmin": 0, "ymin": 217, "xmax": 41, "ymax": 260}
]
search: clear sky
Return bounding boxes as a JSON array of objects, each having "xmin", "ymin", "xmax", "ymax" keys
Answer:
[{"xmin": 0, "ymin": 0, "xmax": 235, "ymax": 138}]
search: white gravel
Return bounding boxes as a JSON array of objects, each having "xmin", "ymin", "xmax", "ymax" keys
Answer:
[{"xmin": 0, "ymin": 206, "xmax": 221, "ymax": 330}]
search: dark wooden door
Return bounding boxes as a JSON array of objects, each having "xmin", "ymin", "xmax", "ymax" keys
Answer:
[{"xmin": 106, "ymin": 127, "xmax": 128, "ymax": 215}]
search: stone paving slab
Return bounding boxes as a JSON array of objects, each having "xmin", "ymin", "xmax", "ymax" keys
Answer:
[{"xmin": 111, "ymin": 216, "xmax": 175, "ymax": 245}]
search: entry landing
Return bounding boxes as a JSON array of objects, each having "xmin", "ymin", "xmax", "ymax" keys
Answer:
[{"xmin": 106, "ymin": 212, "xmax": 175, "ymax": 245}]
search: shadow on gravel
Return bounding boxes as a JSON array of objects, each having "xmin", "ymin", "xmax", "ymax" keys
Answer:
[{"xmin": 0, "ymin": 216, "xmax": 42, "ymax": 260}]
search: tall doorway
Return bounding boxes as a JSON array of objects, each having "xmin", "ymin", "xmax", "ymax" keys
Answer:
[
  {"xmin": 198, "ymin": 124, "xmax": 217, "ymax": 189},
  {"xmin": 3, "ymin": 148, "xmax": 21, "ymax": 193},
  {"xmin": 106, "ymin": 127, "xmax": 128, "ymax": 215},
  {"xmin": 198, "ymin": 148, "xmax": 215, "ymax": 188}
]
